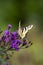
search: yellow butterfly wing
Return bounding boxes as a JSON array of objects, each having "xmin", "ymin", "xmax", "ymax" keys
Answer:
[{"xmin": 18, "ymin": 22, "xmax": 33, "ymax": 39}]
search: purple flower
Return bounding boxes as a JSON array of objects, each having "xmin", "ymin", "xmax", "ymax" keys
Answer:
[
  {"xmin": 2, "ymin": 34, "xmax": 11, "ymax": 44},
  {"xmin": 17, "ymin": 39, "xmax": 22, "ymax": 45},
  {"xmin": 10, "ymin": 39, "xmax": 22, "ymax": 50},
  {"xmin": 12, "ymin": 32, "xmax": 18, "ymax": 37},
  {"xmin": 13, "ymin": 44, "xmax": 19, "ymax": 50},
  {"xmin": 4, "ymin": 30, "xmax": 10, "ymax": 36},
  {"xmin": 4, "ymin": 37, "xmax": 11, "ymax": 44},
  {"xmin": 0, "ymin": 24, "xmax": 30, "ymax": 52},
  {"xmin": 2, "ymin": 35, "xmax": 6, "ymax": 41},
  {"xmin": 23, "ymin": 42, "xmax": 27, "ymax": 45},
  {"xmin": 8, "ymin": 24, "xmax": 12, "ymax": 30},
  {"xmin": 11, "ymin": 43, "xmax": 19, "ymax": 51},
  {"xmin": 11, "ymin": 32, "xmax": 18, "ymax": 40}
]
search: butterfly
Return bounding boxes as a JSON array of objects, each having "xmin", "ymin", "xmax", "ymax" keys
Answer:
[{"xmin": 18, "ymin": 21, "xmax": 33, "ymax": 39}]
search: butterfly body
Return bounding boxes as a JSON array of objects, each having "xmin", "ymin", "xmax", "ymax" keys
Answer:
[{"xmin": 18, "ymin": 22, "xmax": 33, "ymax": 39}]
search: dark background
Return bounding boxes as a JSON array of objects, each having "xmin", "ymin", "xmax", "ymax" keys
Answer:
[{"xmin": 0, "ymin": 0, "xmax": 43, "ymax": 31}]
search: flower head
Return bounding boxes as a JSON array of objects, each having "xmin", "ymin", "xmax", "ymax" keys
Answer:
[
  {"xmin": 8, "ymin": 24, "xmax": 12, "ymax": 30},
  {"xmin": 10, "ymin": 39, "xmax": 22, "ymax": 51},
  {"xmin": 4, "ymin": 30, "xmax": 10, "ymax": 36}
]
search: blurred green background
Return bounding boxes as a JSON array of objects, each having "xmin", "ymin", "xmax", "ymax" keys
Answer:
[{"xmin": 0, "ymin": 0, "xmax": 43, "ymax": 65}]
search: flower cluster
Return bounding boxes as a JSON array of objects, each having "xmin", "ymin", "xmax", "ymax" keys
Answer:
[
  {"xmin": 0, "ymin": 24, "xmax": 32, "ymax": 65},
  {"xmin": 0, "ymin": 24, "xmax": 31, "ymax": 51}
]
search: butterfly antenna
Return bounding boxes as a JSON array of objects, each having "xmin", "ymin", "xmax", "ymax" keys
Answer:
[{"xmin": 19, "ymin": 21, "xmax": 21, "ymax": 28}]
